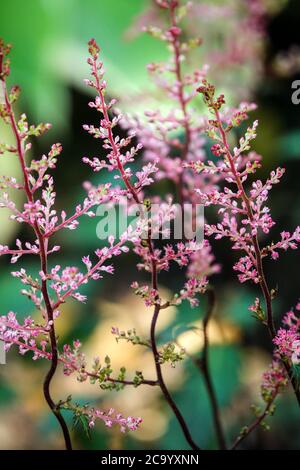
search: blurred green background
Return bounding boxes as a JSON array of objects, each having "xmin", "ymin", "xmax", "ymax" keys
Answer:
[{"xmin": 0, "ymin": 0, "xmax": 300, "ymax": 450}]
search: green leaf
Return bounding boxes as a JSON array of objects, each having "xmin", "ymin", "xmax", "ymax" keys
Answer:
[{"xmin": 72, "ymin": 412, "xmax": 91, "ymax": 440}]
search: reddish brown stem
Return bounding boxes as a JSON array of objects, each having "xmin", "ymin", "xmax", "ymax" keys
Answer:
[
  {"xmin": 1, "ymin": 76, "xmax": 72, "ymax": 450},
  {"xmin": 213, "ymin": 107, "xmax": 300, "ymax": 406},
  {"xmin": 196, "ymin": 289, "xmax": 226, "ymax": 449},
  {"xmin": 148, "ymin": 226, "xmax": 200, "ymax": 450},
  {"xmin": 86, "ymin": 371, "xmax": 158, "ymax": 387},
  {"xmin": 150, "ymin": 304, "xmax": 201, "ymax": 450},
  {"xmin": 170, "ymin": 5, "xmax": 191, "ymax": 163},
  {"xmin": 215, "ymin": 108, "xmax": 275, "ymax": 334},
  {"xmin": 231, "ymin": 389, "xmax": 278, "ymax": 450},
  {"xmin": 169, "ymin": 6, "xmax": 226, "ymax": 444},
  {"xmin": 170, "ymin": 4, "xmax": 191, "ymax": 206},
  {"xmin": 92, "ymin": 58, "xmax": 200, "ymax": 449}
]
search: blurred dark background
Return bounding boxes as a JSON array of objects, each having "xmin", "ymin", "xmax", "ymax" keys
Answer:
[{"xmin": 0, "ymin": 0, "xmax": 300, "ymax": 450}]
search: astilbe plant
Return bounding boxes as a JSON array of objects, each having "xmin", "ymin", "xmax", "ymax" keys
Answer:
[
  {"xmin": 128, "ymin": 0, "xmax": 288, "ymax": 107},
  {"xmin": 0, "ymin": 0, "xmax": 300, "ymax": 451}
]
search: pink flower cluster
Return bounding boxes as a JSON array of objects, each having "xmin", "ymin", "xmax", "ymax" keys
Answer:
[
  {"xmin": 60, "ymin": 340, "xmax": 87, "ymax": 378},
  {"xmin": 86, "ymin": 407, "xmax": 142, "ymax": 433},
  {"xmin": 273, "ymin": 308, "xmax": 300, "ymax": 365},
  {"xmin": 261, "ymin": 360, "xmax": 288, "ymax": 404},
  {"xmin": 130, "ymin": 0, "xmax": 280, "ymax": 101},
  {"xmin": 192, "ymin": 79, "xmax": 300, "ymax": 287},
  {"xmin": 82, "ymin": 38, "xmax": 156, "ymax": 203},
  {"xmin": 0, "ymin": 312, "xmax": 51, "ymax": 359}
]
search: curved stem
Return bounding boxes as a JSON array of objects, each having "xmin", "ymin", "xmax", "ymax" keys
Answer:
[
  {"xmin": 169, "ymin": 6, "xmax": 224, "ymax": 444},
  {"xmin": 231, "ymin": 388, "xmax": 278, "ymax": 450},
  {"xmin": 196, "ymin": 289, "xmax": 226, "ymax": 449},
  {"xmin": 92, "ymin": 54, "xmax": 200, "ymax": 450},
  {"xmin": 44, "ymin": 360, "xmax": 73, "ymax": 450},
  {"xmin": 148, "ymin": 232, "xmax": 200, "ymax": 450},
  {"xmin": 150, "ymin": 304, "xmax": 201, "ymax": 451},
  {"xmin": 1, "ymin": 77, "xmax": 72, "ymax": 450}
]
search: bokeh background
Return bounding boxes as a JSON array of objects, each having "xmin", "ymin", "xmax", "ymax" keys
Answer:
[{"xmin": 0, "ymin": 0, "xmax": 300, "ymax": 450}]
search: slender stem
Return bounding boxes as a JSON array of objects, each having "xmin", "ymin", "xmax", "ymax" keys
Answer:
[
  {"xmin": 195, "ymin": 289, "xmax": 226, "ymax": 449},
  {"xmin": 170, "ymin": 4, "xmax": 191, "ymax": 206},
  {"xmin": 170, "ymin": 5, "xmax": 191, "ymax": 164},
  {"xmin": 106, "ymin": 377, "xmax": 158, "ymax": 387},
  {"xmin": 92, "ymin": 55, "xmax": 200, "ymax": 450},
  {"xmin": 0, "ymin": 335, "xmax": 159, "ymax": 390},
  {"xmin": 213, "ymin": 107, "xmax": 300, "ymax": 405},
  {"xmin": 282, "ymin": 360, "xmax": 300, "ymax": 406},
  {"xmin": 1, "ymin": 77, "xmax": 72, "ymax": 450},
  {"xmin": 86, "ymin": 371, "xmax": 159, "ymax": 387},
  {"xmin": 230, "ymin": 389, "xmax": 278, "ymax": 450},
  {"xmin": 150, "ymin": 304, "xmax": 201, "ymax": 450},
  {"xmin": 148, "ymin": 208, "xmax": 200, "ymax": 449},
  {"xmin": 92, "ymin": 60, "xmax": 140, "ymax": 206},
  {"xmin": 170, "ymin": 6, "xmax": 225, "ymax": 445},
  {"xmin": 148, "ymin": 229, "xmax": 200, "ymax": 450},
  {"xmin": 215, "ymin": 109, "xmax": 275, "ymax": 333}
]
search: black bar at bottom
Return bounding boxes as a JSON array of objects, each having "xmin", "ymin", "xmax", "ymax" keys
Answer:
[{"xmin": 0, "ymin": 449, "xmax": 298, "ymax": 465}]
